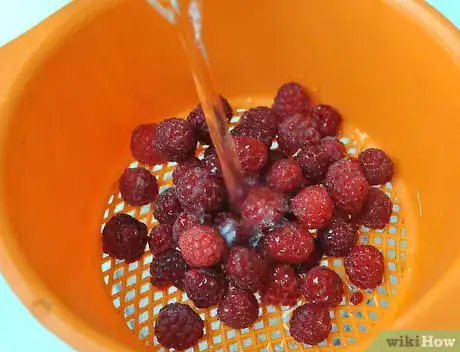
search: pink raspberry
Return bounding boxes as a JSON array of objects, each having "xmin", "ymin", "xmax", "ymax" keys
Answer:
[
  {"xmin": 202, "ymin": 153, "xmax": 223, "ymax": 178},
  {"xmin": 240, "ymin": 106, "xmax": 280, "ymax": 135},
  {"xmin": 179, "ymin": 225, "xmax": 227, "ymax": 267},
  {"xmin": 289, "ymin": 304, "xmax": 331, "ymax": 345},
  {"xmin": 153, "ymin": 188, "xmax": 183, "ymax": 225},
  {"xmin": 231, "ymin": 123, "xmax": 275, "ymax": 148},
  {"xmin": 265, "ymin": 158, "xmax": 306, "ymax": 193},
  {"xmin": 148, "ymin": 224, "xmax": 174, "ymax": 256},
  {"xmin": 155, "ymin": 118, "xmax": 197, "ymax": 162},
  {"xmin": 358, "ymin": 148, "xmax": 395, "ymax": 185},
  {"xmin": 264, "ymin": 221, "xmax": 314, "ymax": 264},
  {"xmin": 233, "ymin": 136, "xmax": 268, "ymax": 176},
  {"xmin": 296, "ymin": 144, "xmax": 330, "ymax": 183},
  {"xmin": 218, "ymin": 288, "xmax": 259, "ymax": 329},
  {"xmin": 130, "ymin": 123, "xmax": 165, "ymax": 165},
  {"xmin": 344, "ymin": 245, "xmax": 384, "ymax": 289},
  {"xmin": 277, "ymin": 114, "xmax": 321, "ymax": 155},
  {"xmin": 213, "ymin": 212, "xmax": 251, "ymax": 247},
  {"xmin": 350, "ymin": 291, "xmax": 364, "ymax": 305},
  {"xmin": 300, "ymin": 266, "xmax": 344, "ymax": 308},
  {"xmin": 318, "ymin": 136, "xmax": 346, "ymax": 164},
  {"xmin": 119, "ymin": 167, "xmax": 158, "ymax": 206},
  {"xmin": 309, "ymin": 104, "xmax": 342, "ymax": 137},
  {"xmin": 359, "ymin": 188, "xmax": 393, "ymax": 229},
  {"xmin": 150, "ymin": 249, "xmax": 190, "ymax": 289},
  {"xmin": 262, "ymin": 264, "xmax": 300, "ymax": 306},
  {"xmin": 184, "ymin": 268, "xmax": 226, "ymax": 308},
  {"xmin": 172, "ymin": 157, "xmax": 202, "ymax": 185},
  {"xmin": 295, "ymin": 238, "xmax": 324, "ymax": 275},
  {"xmin": 291, "ymin": 186, "xmax": 333, "ymax": 229},
  {"xmin": 272, "ymin": 82, "xmax": 310, "ymax": 119},
  {"xmin": 318, "ymin": 216, "xmax": 359, "ymax": 257},
  {"xmin": 172, "ymin": 211, "xmax": 205, "ymax": 243}
]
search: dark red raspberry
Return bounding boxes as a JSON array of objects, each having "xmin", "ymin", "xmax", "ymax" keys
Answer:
[
  {"xmin": 231, "ymin": 123, "xmax": 274, "ymax": 148},
  {"xmin": 326, "ymin": 158, "xmax": 364, "ymax": 179},
  {"xmin": 358, "ymin": 148, "xmax": 394, "ymax": 185},
  {"xmin": 187, "ymin": 96, "xmax": 233, "ymax": 144},
  {"xmin": 240, "ymin": 106, "xmax": 280, "ymax": 135},
  {"xmin": 350, "ymin": 291, "xmax": 364, "ymax": 305},
  {"xmin": 272, "ymin": 82, "xmax": 310, "ymax": 119},
  {"xmin": 179, "ymin": 225, "xmax": 226, "ymax": 267},
  {"xmin": 300, "ymin": 266, "xmax": 344, "ymax": 308},
  {"xmin": 102, "ymin": 213, "xmax": 148, "ymax": 263},
  {"xmin": 176, "ymin": 167, "xmax": 225, "ymax": 215},
  {"xmin": 289, "ymin": 304, "xmax": 331, "ymax": 345},
  {"xmin": 119, "ymin": 167, "xmax": 158, "ymax": 206},
  {"xmin": 202, "ymin": 153, "xmax": 223, "ymax": 178},
  {"xmin": 264, "ymin": 221, "xmax": 314, "ymax": 264},
  {"xmin": 318, "ymin": 136, "xmax": 346, "ymax": 164},
  {"xmin": 318, "ymin": 216, "xmax": 359, "ymax": 257},
  {"xmin": 148, "ymin": 224, "xmax": 174, "ymax": 256},
  {"xmin": 295, "ymin": 238, "xmax": 324, "ymax": 275},
  {"xmin": 291, "ymin": 186, "xmax": 333, "ymax": 229},
  {"xmin": 262, "ymin": 264, "xmax": 300, "ymax": 306},
  {"xmin": 130, "ymin": 123, "xmax": 165, "ymax": 165},
  {"xmin": 359, "ymin": 188, "xmax": 393, "ymax": 229},
  {"xmin": 296, "ymin": 144, "xmax": 330, "ymax": 183},
  {"xmin": 265, "ymin": 158, "xmax": 306, "ymax": 193},
  {"xmin": 172, "ymin": 157, "xmax": 202, "ymax": 185},
  {"xmin": 184, "ymin": 268, "xmax": 226, "ymax": 308},
  {"xmin": 155, "ymin": 118, "xmax": 197, "ymax": 162},
  {"xmin": 218, "ymin": 288, "xmax": 259, "ymax": 329},
  {"xmin": 154, "ymin": 303, "xmax": 204, "ymax": 350},
  {"xmin": 277, "ymin": 114, "xmax": 321, "ymax": 156},
  {"xmin": 344, "ymin": 245, "xmax": 384, "ymax": 289},
  {"xmin": 309, "ymin": 104, "xmax": 342, "ymax": 137},
  {"xmin": 153, "ymin": 188, "xmax": 183, "ymax": 225},
  {"xmin": 213, "ymin": 212, "xmax": 251, "ymax": 246},
  {"xmin": 172, "ymin": 211, "xmax": 204, "ymax": 243},
  {"xmin": 225, "ymin": 246, "xmax": 269, "ymax": 292},
  {"xmin": 233, "ymin": 136, "xmax": 268, "ymax": 176},
  {"xmin": 150, "ymin": 249, "xmax": 190, "ymax": 289}
]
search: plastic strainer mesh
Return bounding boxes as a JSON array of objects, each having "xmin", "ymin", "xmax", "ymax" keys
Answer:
[{"xmin": 99, "ymin": 113, "xmax": 408, "ymax": 351}]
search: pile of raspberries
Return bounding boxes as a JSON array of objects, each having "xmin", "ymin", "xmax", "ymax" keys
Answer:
[{"xmin": 102, "ymin": 82, "xmax": 394, "ymax": 349}]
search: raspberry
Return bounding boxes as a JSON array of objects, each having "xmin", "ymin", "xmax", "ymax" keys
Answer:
[
  {"xmin": 218, "ymin": 288, "xmax": 259, "ymax": 329},
  {"xmin": 240, "ymin": 106, "xmax": 279, "ymax": 135},
  {"xmin": 277, "ymin": 114, "xmax": 321, "ymax": 155},
  {"xmin": 179, "ymin": 225, "xmax": 227, "ymax": 267},
  {"xmin": 262, "ymin": 264, "xmax": 300, "ymax": 306},
  {"xmin": 264, "ymin": 221, "xmax": 314, "ymax": 264},
  {"xmin": 153, "ymin": 188, "xmax": 183, "ymax": 225},
  {"xmin": 272, "ymin": 82, "xmax": 310, "ymax": 119},
  {"xmin": 326, "ymin": 158, "xmax": 364, "ymax": 179},
  {"xmin": 154, "ymin": 303, "xmax": 204, "ymax": 350},
  {"xmin": 300, "ymin": 266, "xmax": 344, "ymax": 308},
  {"xmin": 155, "ymin": 118, "xmax": 197, "ymax": 162},
  {"xmin": 102, "ymin": 213, "xmax": 148, "ymax": 263},
  {"xmin": 130, "ymin": 123, "xmax": 165, "ymax": 165},
  {"xmin": 344, "ymin": 245, "xmax": 384, "ymax": 289},
  {"xmin": 309, "ymin": 104, "xmax": 342, "ymax": 137},
  {"xmin": 359, "ymin": 188, "xmax": 393, "ymax": 229},
  {"xmin": 148, "ymin": 224, "xmax": 174, "ymax": 256},
  {"xmin": 150, "ymin": 249, "xmax": 190, "ymax": 289},
  {"xmin": 119, "ymin": 167, "xmax": 159, "ymax": 206},
  {"xmin": 358, "ymin": 148, "xmax": 394, "ymax": 185},
  {"xmin": 233, "ymin": 136, "xmax": 268, "ymax": 176},
  {"xmin": 231, "ymin": 123, "xmax": 274, "ymax": 148},
  {"xmin": 225, "ymin": 246, "xmax": 269, "ymax": 292},
  {"xmin": 318, "ymin": 216, "xmax": 359, "ymax": 257},
  {"xmin": 244, "ymin": 175, "xmax": 264, "ymax": 188},
  {"xmin": 172, "ymin": 157, "xmax": 202, "ymax": 185},
  {"xmin": 289, "ymin": 304, "xmax": 331, "ymax": 345},
  {"xmin": 265, "ymin": 158, "xmax": 306, "ymax": 193},
  {"xmin": 291, "ymin": 186, "xmax": 333, "ymax": 229},
  {"xmin": 296, "ymin": 144, "xmax": 330, "ymax": 183},
  {"xmin": 187, "ymin": 96, "xmax": 233, "ymax": 144},
  {"xmin": 176, "ymin": 167, "xmax": 225, "ymax": 215},
  {"xmin": 184, "ymin": 268, "xmax": 226, "ymax": 308},
  {"xmin": 318, "ymin": 136, "xmax": 346, "ymax": 164},
  {"xmin": 202, "ymin": 153, "xmax": 222, "ymax": 178},
  {"xmin": 350, "ymin": 291, "xmax": 364, "ymax": 305},
  {"xmin": 172, "ymin": 212, "xmax": 203, "ymax": 242},
  {"xmin": 295, "ymin": 238, "xmax": 324, "ymax": 275},
  {"xmin": 213, "ymin": 212, "xmax": 251, "ymax": 246}
]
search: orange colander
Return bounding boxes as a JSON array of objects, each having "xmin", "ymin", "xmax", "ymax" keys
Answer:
[{"xmin": 1, "ymin": 1, "xmax": 460, "ymax": 351}]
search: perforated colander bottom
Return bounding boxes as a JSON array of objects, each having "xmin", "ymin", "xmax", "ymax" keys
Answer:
[{"xmin": 99, "ymin": 110, "xmax": 409, "ymax": 352}]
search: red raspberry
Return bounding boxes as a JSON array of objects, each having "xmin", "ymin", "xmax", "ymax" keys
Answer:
[
  {"xmin": 344, "ymin": 245, "xmax": 384, "ymax": 289},
  {"xmin": 154, "ymin": 303, "xmax": 204, "ymax": 350},
  {"xmin": 358, "ymin": 148, "xmax": 394, "ymax": 185},
  {"xmin": 187, "ymin": 96, "xmax": 233, "ymax": 144},
  {"xmin": 300, "ymin": 266, "xmax": 344, "ymax": 308},
  {"xmin": 176, "ymin": 167, "xmax": 225, "ymax": 215},
  {"xmin": 262, "ymin": 264, "xmax": 300, "ymax": 306},
  {"xmin": 218, "ymin": 288, "xmax": 259, "ymax": 329},
  {"xmin": 289, "ymin": 304, "xmax": 331, "ymax": 345},
  {"xmin": 233, "ymin": 136, "xmax": 268, "ymax": 176},
  {"xmin": 231, "ymin": 123, "xmax": 274, "ymax": 148},
  {"xmin": 102, "ymin": 213, "xmax": 148, "ymax": 263},
  {"xmin": 272, "ymin": 82, "xmax": 310, "ymax": 119},
  {"xmin": 244, "ymin": 175, "xmax": 264, "ymax": 188},
  {"xmin": 153, "ymin": 188, "xmax": 183, "ymax": 225},
  {"xmin": 155, "ymin": 118, "xmax": 197, "ymax": 162},
  {"xmin": 150, "ymin": 249, "xmax": 190, "ymax": 289},
  {"xmin": 359, "ymin": 188, "xmax": 393, "ymax": 229},
  {"xmin": 119, "ymin": 167, "xmax": 158, "ymax": 206},
  {"xmin": 213, "ymin": 212, "xmax": 251, "ymax": 246},
  {"xmin": 296, "ymin": 144, "xmax": 330, "ymax": 183},
  {"xmin": 264, "ymin": 221, "xmax": 314, "ymax": 264},
  {"xmin": 202, "ymin": 153, "xmax": 223, "ymax": 178},
  {"xmin": 277, "ymin": 114, "xmax": 321, "ymax": 155},
  {"xmin": 309, "ymin": 104, "xmax": 342, "ymax": 137},
  {"xmin": 184, "ymin": 268, "xmax": 226, "ymax": 308},
  {"xmin": 318, "ymin": 136, "xmax": 346, "ymax": 164},
  {"xmin": 318, "ymin": 216, "xmax": 359, "ymax": 257},
  {"xmin": 295, "ymin": 238, "xmax": 324, "ymax": 275},
  {"xmin": 265, "ymin": 158, "xmax": 306, "ymax": 193},
  {"xmin": 148, "ymin": 224, "xmax": 174, "ymax": 256},
  {"xmin": 240, "ymin": 106, "xmax": 279, "ymax": 135},
  {"xmin": 350, "ymin": 291, "xmax": 364, "ymax": 305},
  {"xmin": 172, "ymin": 157, "xmax": 202, "ymax": 185},
  {"xmin": 130, "ymin": 123, "xmax": 165, "ymax": 165},
  {"xmin": 172, "ymin": 212, "xmax": 204, "ymax": 243},
  {"xmin": 179, "ymin": 225, "xmax": 227, "ymax": 267},
  {"xmin": 291, "ymin": 186, "xmax": 333, "ymax": 229},
  {"xmin": 225, "ymin": 246, "xmax": 269, "ymax": 292},
  {"xmin": 326, "ymin": 158, "xmax": 364, "ymax": 179}
]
